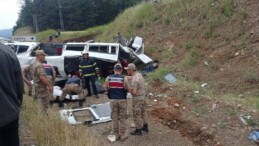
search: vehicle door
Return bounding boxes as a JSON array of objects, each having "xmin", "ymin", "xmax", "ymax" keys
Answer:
[{"xmin": 87, "ymin": 44, "xmax": 119, "ymax": 62}]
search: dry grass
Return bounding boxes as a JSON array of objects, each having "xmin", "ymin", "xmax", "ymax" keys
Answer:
[{"xmin": 20, "ymin": 95, "xmax": 99, "ymax": 146}]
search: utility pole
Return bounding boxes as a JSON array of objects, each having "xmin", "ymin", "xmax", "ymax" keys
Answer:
[
  {"xmin": 33, "ymin": 15, "xmax": 39, "ymax": 33},
  {"xmin": 58, "ymin": 0, "xmax": 64, "ymax": 30}
]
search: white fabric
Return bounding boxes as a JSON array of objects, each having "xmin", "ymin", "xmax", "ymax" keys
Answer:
[{"xmin": 53, "ymin": 86, "xmax": 80, "ymax": 100}]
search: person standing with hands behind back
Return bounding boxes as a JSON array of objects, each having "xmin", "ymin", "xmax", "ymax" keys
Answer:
[
  {"xmin": 79, "ymin": 50, "xmax": 100, "ymax": 98},
  {"xmin": 0, "ymin": 44, "xmax": 24, "ymax": 146},
  {"xmin": 125, "ymin": 63, "xmax": 149, "ymax": 136}
]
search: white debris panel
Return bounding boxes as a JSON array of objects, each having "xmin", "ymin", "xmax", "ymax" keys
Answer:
[{"xmin": 59, "ymin": 102, "xmax": 112, "ymax": 125}]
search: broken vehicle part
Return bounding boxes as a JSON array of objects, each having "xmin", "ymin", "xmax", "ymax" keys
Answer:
[
  {"xmin": 164, "ymin": 73, "xmax": 177, "ymax": 83},
  {"xmin": 59, "ymin": 102, "xmax": 112, "ymax": 125}
]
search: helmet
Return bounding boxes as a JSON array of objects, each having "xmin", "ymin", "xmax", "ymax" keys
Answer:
[{"xmin": 82, "ymin": 50, "xmax": 89, "ymax": 55}]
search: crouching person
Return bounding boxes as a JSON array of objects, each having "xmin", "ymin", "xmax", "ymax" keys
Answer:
[
  {"xmin": 59, "ymin": 75, "xmax": 84, "ymax": 107},
  {"xmin": 104, "ymin": 64, "xmax": 130, "ymax": 142}
]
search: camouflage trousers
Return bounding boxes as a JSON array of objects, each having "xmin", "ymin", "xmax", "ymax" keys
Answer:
[
  {"xmin": 31, "ymin": 84, "xmax": 36, "ymax": 99},
  {"xmin": 60, "ymin": 84, "xmax": 84, "ymax": 101},
  {"xmin": 24, "ymin": 81, "xmax": 32, "ymax": 95},
  {"xmin": 34, "ymin": 83, "xmax": 51, "ymax": 114},
  {"xmin": 132, "ymin": 96, "xmax": 148, "ymax": 129},
  {"xmin": 110, "ymin": 99, "xmax": 127, "ymax": 137}
]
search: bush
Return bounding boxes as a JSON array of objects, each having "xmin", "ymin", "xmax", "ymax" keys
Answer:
[
  {"xmin": 146, "ymin": 67, "xmax": 169, "ymax": 82},
  {"xmin": 223, "ymin": 0, "xmax": 233, "ymax": 17}
]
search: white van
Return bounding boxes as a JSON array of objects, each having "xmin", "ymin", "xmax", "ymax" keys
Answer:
[{"xmin": 4, "ymin": 40, "xmax": 152, "ymax": 80}]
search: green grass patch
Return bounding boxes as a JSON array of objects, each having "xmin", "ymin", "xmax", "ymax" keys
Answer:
[
  {"xmin": 183, "ymin": 42, "xmax": 192, "ymax": 50},
  {"xmin": 225, "ymin": 107, "xmax": 238, "ymax": 116},
  {"xmin": 164, "ymin": 17, "xmax": 171, "ymax": 26},
  {"xmin": 190, "ymin": 95, "xmax": 202, "ymax": 103},
  {"xmin": 161, "ymin": 47, "xmax": 177, "ymax": 58},
  {"xmin": 35, "ymin": 25, "xmax": 106, "ymax": 42},
  {"xmin": 15, "ymin": 26, "xmax": 34, "ymax": 35},
  {"xmin": 243, "ymin": 68, "xmax": 259, "ymax": 83},
  {"xmin": 183, "ymin": 40, "xmax": 201, "ymax": 50},
  {"xmin": 176, "ymin": 74, "xmax": 201, "ymax": 89},
  {"xmin": 36, "ymin": 29, "xmax": 57, "ymax": 42},
  {"xmin": 181, "ymin": 49, "xmax": 202, "ymax": 67},
  {"xmin": 218, "ymin": 121, "xmax": 228, "ymax": 129},
  {"xmin": 221, "ymin": 94, "xmax": 259, "ymax": 110},
  {"xmin": 210, "ymin": 61, "xmax": 219, "ymax": 70},
  {"xmin": 238, "ymin": 8, "xmax": 247, "ymax": 20},
  {"xmin": 223, "ymin": 0, "xmax": 233, "ymax": 17},
  {"xmin": 256, "ymin": 101, "xmax": 259, "ymax": 110},
  {"xmin": 245, "ymin": 118, "xmax": 258, "ymax": 126},
  {"xmin": 204, "ymin": 17, "xmax": 220, "ymax": 38},
  {"xmin": 145, "ymin": 67, "xmax": 169, "ymax": 82},
  {"xmin": 193, "ymin": 106, "xmax": 207, "ymax": 114}
]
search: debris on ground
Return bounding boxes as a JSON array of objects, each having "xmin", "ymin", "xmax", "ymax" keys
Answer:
[
  {"xmin": 201, "ymin": 83, "xmax": 207, "ymax": 88},
  {"xmin": 164, "ymin": 73, "xmax": 177, "ymax": 83}
]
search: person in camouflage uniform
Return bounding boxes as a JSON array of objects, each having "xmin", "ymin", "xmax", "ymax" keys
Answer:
[
  {"xmin": 30, "ymin": 50, "xmax": 53, "ymax": 114},
  {"xmin": 22, "ymin": 65, "xmax": 32, "ymax": 96},
  {"xmin": 59, "ymin": 75, "xmax": 84, "ymax": 107},
  {"xmin": 125, "ymin": 63, "xmax": 148, "ymax": 136},
  {"xmin": 104, "ymin": 63, "xmax": 130, "ymax": 142},
  {"xmin": 42, "ymin": 61, "xmax": 56, "ymax": 104}
]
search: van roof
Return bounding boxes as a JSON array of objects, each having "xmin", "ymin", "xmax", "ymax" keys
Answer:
[
  {"xmin": 66, "ymin": 42, "xmax": 119, "ymax": 46},
  {"xmin": 5, "ymin": 42, "xmax": 39, "ymax": 46}
]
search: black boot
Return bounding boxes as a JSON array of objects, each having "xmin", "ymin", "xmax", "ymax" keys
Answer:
[
  {"xmin": 142, "ymin": 123, "xmax": 149, "ymax": 132},
  {"xmin": 57, "ymin": 97, "xmax": 63, "ymax": 108},
  {"xmin": 28, "ymin": 90, "xmax": 32, "ymax": 96},
  {"xmin": 86, "ymin": 89, "xmax": 92, "ymax": 97},
  {"xmin": 59, "ymin": 101, "xmax": 64, "ymax": 108},
  {"xmin": 130, "ymin": 129, "xmax": 142, "ymax": 135},
  {"xmin": 78, "ymin": 100, "xmax": 83, "ymax": 107},
  {"xmin": 49, "ymin": 100, "xmax": 54, "ymax": 107}
]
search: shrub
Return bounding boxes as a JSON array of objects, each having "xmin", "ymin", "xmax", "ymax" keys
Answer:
[
  {"xmin": 223, "ymin": 0, "xmax": 233, "ymax": 17},
  {"xmin": 182, "ymin": 49, "xmax": 201, "ymax": 67},
  {"xmin": 146, "ymin": 67, "xmax": 169, "ymax": 82},
  {"xmin": 243, "ymin": 68, "xmax": 259, "ymax": 84}
]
